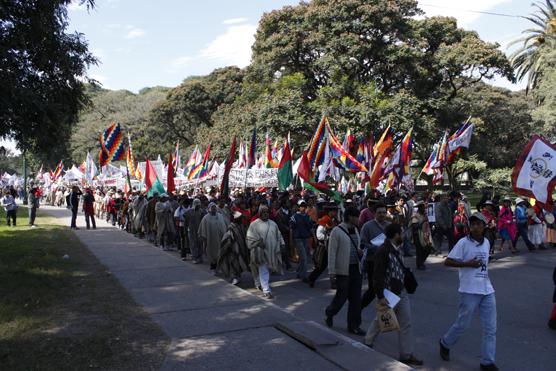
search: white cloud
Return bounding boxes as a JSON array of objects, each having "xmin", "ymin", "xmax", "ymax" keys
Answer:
[
  {"xmin": 222, "ymin": 17, "xmax": 249, "ymax": 25},
  {"xmin": 172, "ymin": 56, "xmax": 193, "ymax": 67},
  {"xmin": 417, "ymin": 0, "xmax": 512, "ymax": 27},
  {"xmin": 198, "ymin": 24, "xmax": 257, "ymax": 67},
  {"xmin": 125, "ymin": 27, "xmax": 146, "ymax": 39}
]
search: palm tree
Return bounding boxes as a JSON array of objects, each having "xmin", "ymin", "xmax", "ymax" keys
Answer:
[{"xmin": 509, "ymin": 0, "xmax": 556, "ymax": 92}]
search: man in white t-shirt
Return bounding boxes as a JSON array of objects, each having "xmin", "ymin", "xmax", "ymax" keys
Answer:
[{"xmin": 439, "ymin": 212, "xmax": 498, "ymax": 371}]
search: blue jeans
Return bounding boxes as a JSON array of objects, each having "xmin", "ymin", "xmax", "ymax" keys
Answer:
[
  {"xmin": 442, "ymin": 293, "xmax": 497, "ymax": 365},
  {"xmin": 294, "ymin": 238, "xmax": 309, "ymax": 279}
]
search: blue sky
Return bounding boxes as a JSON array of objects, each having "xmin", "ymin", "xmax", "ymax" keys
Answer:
[
  {"xmin": 67, "ymin": 0, "xmax": 533, "ymax": 92},
  {"xmin": 0, "ymin": 0, "xmax": 538, "ymax": 152}
]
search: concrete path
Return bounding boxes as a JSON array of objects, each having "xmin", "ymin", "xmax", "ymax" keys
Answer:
[{"xmin": 42, "ymin": 206, "xmax": 409, "ymax": 371}]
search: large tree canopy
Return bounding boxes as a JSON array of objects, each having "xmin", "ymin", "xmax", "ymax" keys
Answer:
[{"xmin": 0, "ymin": 0, "xmax": 97, "ymax": 156}]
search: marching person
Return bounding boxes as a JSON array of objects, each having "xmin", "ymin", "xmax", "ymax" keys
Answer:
[
  {"xmin": 410, "ymin": 200, "xmax": 433, "ymax": 270},
  {"xmin": 364, "ymin": 223, "xmax": 423, "ymax": 366},
  {"xmin": 184, "ymin": 198, "xmax": 205, "ymax": 264},
  {"xmin": 290, "ymin": 199, "xmax": 314, "ymax": 282},
  {"xmin": 199, "ymin": 202, "xmax": 228, "ymax": 270},
  {"xmin": 246, "ymin": 205, "xmax": 284, "ymax": 299},
  {"xmin": 325, "ymin": 207, "xmax": 364, "ymax": 335},
  {"xmin": 360, "ymin": 203, "xmax": 390, "ymax": 312},
  {"xmin": 307, "ymin": 203, "xmax": 338, "ymax": 287},
  {"xmin": 497, "ymin": 197, "xmax": 518, "ymax": 253},
  {"xmin": 440, "ymin": 212, "xmax": 498, "ymax": 371},
  {"xmin": 82, "ymin": 188, "xmax": 96, "ymax": 230},
  {"xmin": 515, "ymin": 197, "xmax": 536, "ymax": 251},
  {"xmin": 434, "ymin": 193, "xmax": 455, "ymax": 254},
  {"xmin": 218, "ymin": 211, "xmax": 249, "ymax": 285}
]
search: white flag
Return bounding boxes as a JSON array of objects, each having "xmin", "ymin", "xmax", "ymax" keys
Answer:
[
  {"xmin": 448, "ymin": 123, "xmax": 474, "ymax": 153},
  {"xmin": 512, "ymin": 135, "xmax": 556, "ymax": 208},
  {"xmin": 85, "ymin": 151, "xmax": 97, "ymax": 184}
]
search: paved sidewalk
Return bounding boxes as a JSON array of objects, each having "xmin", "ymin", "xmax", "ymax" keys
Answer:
[{"xmin": 42, "ymin": 206, "xmax": 410, "ymax": 371}]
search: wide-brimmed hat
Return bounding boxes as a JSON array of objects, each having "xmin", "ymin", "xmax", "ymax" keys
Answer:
[
  {"xmin": 297, "ymin": 199, "xmax": 307, "ymax": 206},
  {"xmin": 232, "ymin": 210, "xmax": 243, "ymax": 219},
  {"xmin": 483, "ymin": 200, "xmax": 494, "ymax": 206},
  {"xmin": 502, "ymin": 196, "xmax": 511, "ymax": 202},
  {"xmin": 515, "ymin": 197, "xmax": 525, "ymax": 205}
]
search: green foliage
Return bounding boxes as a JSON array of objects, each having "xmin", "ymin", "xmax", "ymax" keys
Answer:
[
  {"xmin": 69, "ymin": 86, "xmax": 170, "ymax": 164},
  {"xmin": 532, "ymin": 49, "xmax": 556, "ymax": 141},
  {"xmin": 474, "ymin": 167, "xmax": 513, "ymax": 194},
  {"xmin": 0, "ymin": 0, "xmax": 97, "ymax": 157},
  {"xmin": 510, "ymin": 0, "xmax": 556, "ymax": 92}
]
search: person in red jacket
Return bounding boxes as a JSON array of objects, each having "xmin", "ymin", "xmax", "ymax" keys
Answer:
[{"xmin": 82, "ymin": 188, "xmax": 96, "ymax": 229}]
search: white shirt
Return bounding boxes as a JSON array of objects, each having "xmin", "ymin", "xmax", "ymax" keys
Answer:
[{"xmin": 448, "ymin": 236, "xmax": 494, "ymax": 295}]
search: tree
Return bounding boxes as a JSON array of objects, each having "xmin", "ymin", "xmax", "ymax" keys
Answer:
[
  {"xmin": 0, "ymin": 0, "xmax": 97, "ymax": 156},
  {"xmin": 531, "ymin": 49, "xmax": 556, "ymax": 141},
  {"xmin": 146, "ymin": 67, "xmax": 245, "ymax": 153},
  {"xmin": 509, "ymin": 0, "xmax": 556, "ymax": 92},
  {"xmin": 69, "ymin": 86, "xmax": 170, "ymax": 163}
]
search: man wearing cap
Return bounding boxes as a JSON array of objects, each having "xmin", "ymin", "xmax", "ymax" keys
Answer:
[
  {"xmin": 290, "ymin": 199, "xmax": 314, "ymax": 282},
  {"xmin": 199, "ymin": 202, "xmax": 228, "ymax": 270},
  {"xmin": 440, "ymin": 212, "xmax": 498, "ymax": 371}
]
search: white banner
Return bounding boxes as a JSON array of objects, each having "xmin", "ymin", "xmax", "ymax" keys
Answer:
[{"xmin": 512, "ymin": 135, "xmax": 556, "ymax": 207}]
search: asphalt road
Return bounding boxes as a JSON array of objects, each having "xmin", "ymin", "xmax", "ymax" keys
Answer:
[{"xmin": 193, "ymin": 240, "xmax": 556, "ymax": 370}]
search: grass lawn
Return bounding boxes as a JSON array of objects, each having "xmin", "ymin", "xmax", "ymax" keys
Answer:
[{"xmin": 0, "ymin": 207, "xmax": 169, "ymax": 370}]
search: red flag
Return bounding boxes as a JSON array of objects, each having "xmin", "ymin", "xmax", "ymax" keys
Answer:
[
  {"xmin": 145, "ymin": 159, "xmax": 157, "ymax": 190},
  {"xmin": 297, "ymin": 150, "xmax": 330, "ymax": 192},
  {"xmin": 167, "ymin": 153, "xmax": 175, "ymax": 195},
  {"xmin": 220, "ymin": 137, "xmax": 237, "ymax": 198}
]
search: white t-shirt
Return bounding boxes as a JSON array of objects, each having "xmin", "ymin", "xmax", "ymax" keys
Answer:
[{"xmin": 447, "ymin": 236, "xmax": 494, "ymax": 295}]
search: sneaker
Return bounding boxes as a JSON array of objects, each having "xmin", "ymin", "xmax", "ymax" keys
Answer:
[
  {"xmin": 400, "ymin": 355, "xmax": 423, "ymax": 366},
  {"xmin": 263, "ymin": 292, "xmax": 274, "ymax": 299},
  {"xmin": 231, "ymin": 278, "xmax": 239, "ymax": 285},
  {"xmin": 439, "ymin": 339, "xmax": 450, "ymax": 361},
  {"xmin": 480, "ymin": 363, "xmax": 499, "ymax": 371}
]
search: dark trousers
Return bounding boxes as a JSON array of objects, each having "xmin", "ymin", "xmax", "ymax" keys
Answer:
[
  {"xmin": 326, "ymin": 264, "xmax": 362, "ymax": 330},
  {"xmin": 517, "ymin": 223, "xmax": 535, "ymax": 250},
  {"xmin": 361, "ymin": 259, "xmax": 375, "ymax": 310},
  {"xmin": 28, "ymin": 207, "xmax": 36, "ymax": 225},
  {"xmin": 416, "ymin": 242, "xmax": 430, "ymax": 268},
  {"xmin": 85, "ymin": 212, "xmax": 96, "ymax": 229},
  {"xmin": 179, "ymin": 226, "xmax": 189, "ymax": 258},
  {"xmin": 70, "ymin": 208, "xmax": 78, "ymax": 228},
  {"xmin": 6, "ymin": 210, "xmax": 16, "ymax": 226},
  {"xmin": 434, "ymin": 226, "xmax": 455, "ymax": 252},
  {"xmin": 308, "ymin": 249, "xmax": 328, "ymax": 284}
]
